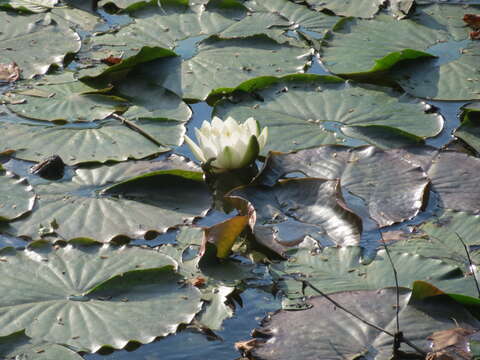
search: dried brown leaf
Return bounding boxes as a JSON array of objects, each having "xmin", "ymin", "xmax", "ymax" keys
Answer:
[
  {"xmin": 427, "ymin": 328, "xmax": 479, "ymax": 360},
  {"xmin": 464, "ymin": 14, "xmax": 480, "ymax": 30},
  {"xmin": 0, "ymin": 62, "xmax": 20, "ymax": 83}
]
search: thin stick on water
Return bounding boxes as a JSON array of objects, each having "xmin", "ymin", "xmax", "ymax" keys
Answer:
[
  {"xmin": 112, "ymin": 113, "xmax": 162, "ymax": 147},
  {"xmin": 455, "ymin": 232, "xmax": 480, "ymax": 298},
  {"xmin": 380, "ymin": 233, "xmax": 400, "ymax": 335},
  {"xmin": 297, "ymin": 276, "xmax": 427, "ymax": 357}
]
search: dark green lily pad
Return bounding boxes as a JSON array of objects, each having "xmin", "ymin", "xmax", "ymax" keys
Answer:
[
  {"xmin": 255, "ymin": 145, "xmax": 429, "ymax": 227},
  {"xmin": 4, "ymin": 79, "xmax": 127, "ymax": 124},
  {"xmin": 0, "ymin": 169, "xmax": 35, "ymax": 222},
  {"xmin": 249, "ymin": 287, "xmax": 480, "ymax": 360},
  {"xmin": 0, "ymin": 241, "xmax": 202, "ymax": 352},
  {"xmin": 272, "ymin": 246, "xmax": 477, "ymax": 307},
  {"xmin": 321, "ymin": 5, "xmax": 480, "ymax": 100},
  {"xmin": 455, "ymin": 102, "xmax": 480, "ymax": 154},
  {"xmin": 214, "ymin": 75, "xmax": 443, "ymax": 153},
  {"xmin": 0, "ymin": 12, "xmax": 81, "ymax": 78},
  {"xmin": 227, "ymin": 178, "xmax": 362, "ymax": 256},
  {"xmin": 4, "ymin": 159, "xmax": 211, "ymax": 241},
  {"xmin": 0, "ymin": 331, "xmax": 83, "ymax": 359}
]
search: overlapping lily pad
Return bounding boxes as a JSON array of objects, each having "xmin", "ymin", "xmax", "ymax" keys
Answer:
[
  {"xmin": 0, "ymin": 12, "xmax": 81, "ymax": 78},
  {"xmin": 227, "ymin": 178, "xmax": 362, "ymax": 256},
  {"xmin": 272, "ymin": 245, "xmax": 477, "ymax": 306},
  {"xmin": 0, "ymin": 168, "xmax": 35, "ymax": 222},
  {"xmin": 248, "ymin": 287, "xmax": 480, "ymax": 360},
  {"xmin": 255, "ymin": 145, "xmax": 429, "ymax": 227},
  {"xmin": 0, "ymin": 331, "xmax": 83, "ymax": 360},
  {"xmin": 4, "ymin": 78, "xmax": 126, "ymax": 123},
  {"xmin": 304, "ymin": 0, "xmax": 384, "ymax": 18},
  {"xmin": 0, "ymin": 0, "xmax": 57, "ymax": 13},
  {"xmin": 3, "ymin": 159, "xmax": 211, "ymax": 241},
  {"xmin": 0, "ymin": 241, "xmax": 203, "ymax": 352},
  {"xmin": 214, "ymin": 75, "xmax": 443, "ymax": 153},
  {"xmin": 320, "ymin": 4, "xmax": 480, "ymax": 100},
  {"xmin": 455, "ymin": 102, "xmax": 480, "ymax": 153}
]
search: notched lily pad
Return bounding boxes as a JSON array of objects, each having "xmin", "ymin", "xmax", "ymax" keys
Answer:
[
  {"xmin": 455, "ymin": 102, "xmax": 480, "ymax": 154},
  {"xmin": 0, "ymin": 169, "xmax": 36, "ymax": 222},
  {"xmin": 214, "ymin": 74, "xmax": 443, "ymax": 152},
  {"xmin": 0, "ymin": 12, "xmax": 81, "ymax": 78},
  {"xmin": 0, "ymin": 241, "xmax": 202, "ymax": 352},
  {"xmin": 4, "ymin": 159, "xmax": 211, "ymax": 241}
]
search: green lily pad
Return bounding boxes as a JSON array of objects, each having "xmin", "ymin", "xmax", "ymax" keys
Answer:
[
  {"xmin": 135, "ymin": 35, "xmax": 312, "ymax": 101},
  {"xmin": 320, "ymin": 5, "xmax": 480, "ymax": 100},
  {"xmin": 4, "ymin": 159, "xmax": 211, "ymax": 241},
  {"xmin": 98, "ymin": 0, "xmax": 151, "ymax": 12},
  {"xmin": 255, "ymin": 145, "xmax": 429, "ymax": 227},
  {"xmin": 249, "ymin": 287, "xmax": 480, "ymax": 360},
  {"xmin": 227, "ymin": 178, "xmax": 362, "ymax": 256},
  {"xmin": 159, "ymin": 227, "xmax": 254, "ymax": 331},
  {"xmin": 272, "ymin": 246, "xmax": 477, "ymax": 305},
  {"xmin": 4, "ymin": 79, "xmax": 127, "ymax": 124},
  {"xmin": 0, "ymin": 331, "xmax": 83, "ymax": 360},
  {"xmin": 0, "ymin": 241, "xmax": 202, "ymax": 352},
  {"xmin": 245, "ymin": 0, "xmax": 339, "ymax": 38},
  {"xmin": 50, "ymin": 5, "xmax": 104, "ymax": 31},
  {"xmin": 455, "ymin": 102, "xmax": 480, "ymax": 153},
  {"xmin": 390, "ymin": 210, "xmax": 480, "ymax": 273},
  {"xmin": 0, "ymin": 12, "xmax": 81, "ymax": 78},
  {"xmin": 0, "ymin": 169, "xmax": 35, "ymax": 222},
  {"xmin": 0, "ymin": 0, "xmax": 57, "ymax": 13},
  {"xmin": 304, "ymin": 0, "xmax": 383, "ymax": 18},
  {"xmin": 214, "ymin": 75, "xmax": 443, "ymax": 153}
]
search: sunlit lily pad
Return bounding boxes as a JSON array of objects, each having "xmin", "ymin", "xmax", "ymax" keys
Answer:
[
  {"xmin": 304, "ymin": 0, "xmax": 383, "ymax": 18},
  {"xmin": 321, "ymin": 5, "xmax": 480, "ymax": 100},
  {"xmin": 390, "ymin": 210, "xmax": 480, "ymax": 273},
  {"xmin": 0, "ymin": 12, "xmax": 81, "ymax": 78},
  {"xmin": 0, "ymin": 331, "xmax": 84, "ymax": 359},
  {"xmin": 272, "ymin": 246, "xmax": 477, "ymax": 306},
  {"xmin": 0, "ymin": 0, "xmax": 57, "ymax": 13},
  {"xmin": 248, "ymin": 287, "xmax": 480, "ymax": 360},
  {"xmin": 4, "ymin": 79, "xmax": 126, "ymax": 124},
  {"xmin": 214, "ymin": 75, "xmax": 443, "ymax": 152},
  {"xmin": 0, "ymin": 241, "xmax": 202, "ymax": 352},
  {"xmin": 227, "ymin": 178, "xmax": 362, "ymax": 256},
  {"xmin": 0, "ymin": 168, "xmax": 35, "ymax": 222},
  {"xmin": 245, "ymin": 0, "xmax": 339, "ymax": 39},
  {"xmin": 3, "ymin": 159, "xmax": 211, "ymax": 241},
  {"xmin": 255, "ymin": 145, "xmax": 429, "ymax": 227}
]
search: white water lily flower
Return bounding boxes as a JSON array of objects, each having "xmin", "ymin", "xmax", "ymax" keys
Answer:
[{"xmin": 184, "ymin": 116, "xmax": 268, "ymax": 172}]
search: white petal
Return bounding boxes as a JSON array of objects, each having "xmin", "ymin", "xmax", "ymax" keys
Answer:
[
  {"xmin": 199, "ymin": 120, "xmax": 212, "ymax": 136},
  {"xmin": 258, "ymin": 127, "xmax": 268, "ymax": 150},
  {"xmin": 196, "ymin": 130, "xmax": 219, "ymax": 160},
  {"xmin": 215, "ymin": 146, "xmax": 235, "ymax": 170},
  {"xmin": 184, "ymin": 135, "xmax": 206, "ymax": 163},
  {"xmin": 244, "ymin": 117, "xmax": 259, "ymax": 136},
  {"xmin": 211, "ymin": 116, "xmax": 225, "ymax": 130}
]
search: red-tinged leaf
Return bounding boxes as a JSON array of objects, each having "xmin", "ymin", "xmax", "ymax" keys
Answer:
[
  {"xmin": 101, "ymin": 55, "xmax": 122, "ymax": 66},
  {"xmin": 464, "ymin": 14, "xmax": 480, "ymax": 30}
]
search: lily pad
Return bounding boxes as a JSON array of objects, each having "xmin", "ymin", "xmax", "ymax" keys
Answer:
[
  {"xmin": 255, "ymin": 145, "xmax": 429, "ymax": 227},
  {"xmin": 4, "ymin": 159, "xmax": 211, "ymax": 241},
  {"xmin": 0, "ymin": 331, "xmax": 83, "ymax": 359},
  {"xmin": 390, "ymin": 210, "xmax": 480, "ymax": 273},
  {"xmin": 245, "ymin": 0, "xmax": 339, "ymax": 39},
  {"xmin": 271, "ymin": 246, "xmax": 476, "ymax": 303},
  {"xmin": 249, "ymin": 287, "xmax": 480, "ymax": 360},
  {"xmin": 5, "ymin": 79, "xmax": 127, "ymax": 124},
  {"xmin": 139, "ymin": 36, "xmax": 312, "ymax": 101},
  {"xmin": 214, "ymin": 75, "xmax": 443, "ymax": 153},
  {"xmin": 455, "ymin": 102, "xmax": 480, "ymax": 153},
  {"xmin": 0, "ymin": 12, "xmax": 81, "ymax": 78},
  {"xmin": 321, "ymin": 5, "xmax": 480, "ymax": 100},
  {"xmin": 227, "ymin": 178, "xmax": 362, "ymax": 256},
  {"xmin": 304, "ymin": 0, "xmax": 384, "ymax": 18},
  {"xmin": 0, "ymin": 241, "xmax": 202, "ymax": 352},
  {"xmin": 0, "ymin": 168, "xmax": 35, "ymax": 222},
  {"xmin": 0, "ymin": 0, "xmax": 57, "ymax": 13}
]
